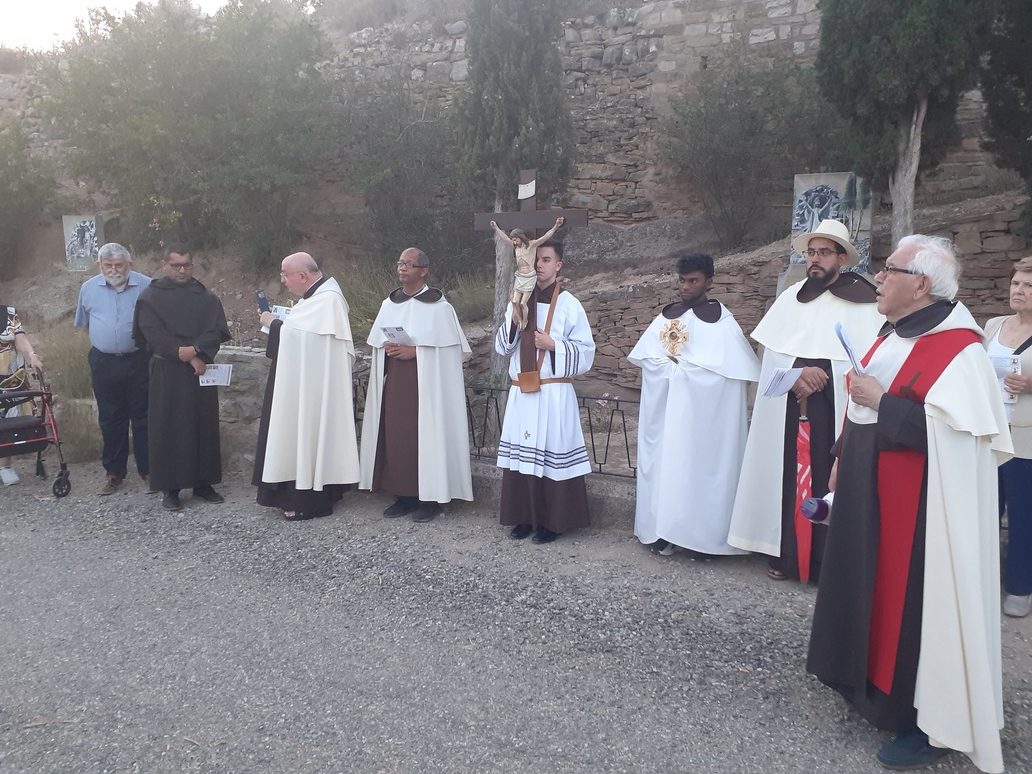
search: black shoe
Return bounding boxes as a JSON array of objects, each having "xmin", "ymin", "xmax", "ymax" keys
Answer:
[
  {"xmin": 876, "ymin": 730, "xmax": 951, "ymax": 770},
  {"xmin": 162, "ymin": 491, "xmax": 182, "ymax": 511},
  {"xmin": 193, "ymin": 485, "xmax": 224, "ymax": 504},
  {"xmin": 650, "ymin": 539, "xmax": 675, "ymax": 556},
  {"xmin": 531, "ymin": 528, "xmax": 560, "ymax": 544},
  {"xmin": 411, "ymin": 503, "xmax": 441, "ymax": 523},
  {"xmin": 383, "ymin": 498, "xmax": 418, "ymax": 518},
  {"xmin": 509, "ymin": 524, "xmax": 534, "ymax": 540},
  {"xmin": 283, "ymin": 510, "xmax": 315, "ymax": 521}
]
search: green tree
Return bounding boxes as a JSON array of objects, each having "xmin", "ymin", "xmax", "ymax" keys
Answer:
[
  {"xmin": 0, "ymin": 120, "xmax": 53, "ymax": 278},
  {"xmin": 660, "ymin": 48, "xmax": 853, "ymax": 249},
  {"xmin": 40, "ymin": 0, "xmax": 334, "ymax": 266},
  {"xmin": 816, "ymin": 0, "xmax": 984, "ymax": 246},
  {"xmin": 459, "ymin": 0, "xmax": 577, "ymax": 374},
  {"xmin": 981, "ymin": 0, "xmax": 1032, "ymax": 198},
  {"xmin": 339, "ymin": 73, "xmax": 479, "ymax": 277}
]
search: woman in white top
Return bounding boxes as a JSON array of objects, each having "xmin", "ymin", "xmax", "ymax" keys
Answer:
[{"xmin": 984, "ymin": 255, "xmax": 1032, "ymax": 617}]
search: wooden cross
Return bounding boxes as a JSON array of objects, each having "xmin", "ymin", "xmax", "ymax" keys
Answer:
[{"xmin": 473, "ymin": 169, "xmax": 588, "ymax": 236}]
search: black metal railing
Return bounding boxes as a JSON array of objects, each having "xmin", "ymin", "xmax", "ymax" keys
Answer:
[
  {"xmin": 355, "ymin": 378, "xmax": 639, "ymax": 479},
  {"xmin": 466, "ymin": 384, "xmax": 638, "ymax": 478}
]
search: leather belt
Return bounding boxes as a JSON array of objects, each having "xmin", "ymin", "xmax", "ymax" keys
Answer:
[{"xmin": 511, "ymin": 378, "xmax": 572, "ymax": 386}]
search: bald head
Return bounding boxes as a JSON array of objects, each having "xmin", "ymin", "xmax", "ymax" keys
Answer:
[
  {"xmin": 396, "ymin": 247, "xmax": 430, "ymax": 293},
  {"xmin": 280, "ymin": 252, "xmax": 322, "ymax": 295}
]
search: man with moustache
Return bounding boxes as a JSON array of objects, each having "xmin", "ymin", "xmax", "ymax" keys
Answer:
[
  {"xmin": 133, "ymin": 243, "xmax": 230, "ymax": 512},
  {"xmin": 254, "ymin": 252, "xmax": 360, "ymax": 521},
  {"xmin": 807, "ymin": 235, "xmax": 1011, "ymax": 772},
  {"xmin": 74, "ymin": 242, "xmax": 152, "ymax": 495},
  {"xmin": 628, "ymin": 251, "xmax": 760, "ymax": 556},
  {"xmin": 359, "ymin": 248, "xmax": 473, "ymax": 523},
  {"xmin": 728, "ymin": 220, "xmax": 883, "ymax": 582}
]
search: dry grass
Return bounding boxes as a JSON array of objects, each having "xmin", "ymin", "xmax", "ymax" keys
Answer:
[
  {"xmin": 52, "ymin": 400, "xmax": 101, "ymax": 464},
  {"xmin": 446, "ymin": 272, "xmax": 494, "ymax": 323},
  {"xmin": 34, "ymin": 326, "xmax": 93, "ymax": 399}
]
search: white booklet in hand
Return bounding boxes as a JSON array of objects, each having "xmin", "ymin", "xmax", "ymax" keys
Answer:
[
  {"xmin": 381, "ymin": 326, "xmax": 415, "ymax": 347},
  {"xmin": 991, "ymin": 355, "xmax": 1021, "ymax": 404},
  {"xmin": 198, "ymin": 363, "xmax": 232, "ymax": 387},
  {"xmin": 260, "ymin": 305, "xmax": 292, "ymax": 335},
  {"xmin": 761, "ymin": 367, "xmax": 803, "ymax": 398}
]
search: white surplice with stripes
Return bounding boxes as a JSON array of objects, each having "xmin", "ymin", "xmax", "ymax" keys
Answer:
[{"xmin": 495, "ymin": 290, "xmax": 595, "ymax": 480}]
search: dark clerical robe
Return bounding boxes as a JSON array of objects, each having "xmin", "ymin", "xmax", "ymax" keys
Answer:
[
  {"xmin": 807, "ymin": 301, "xmax": 1010, "ymax": 773},
  {"xmin": 728, "ymin": 272, "xmax": 882, "ymax": 582},
  {"xmin": 133, "ymin": 277, "xmax": 230, "ymax": 491}
]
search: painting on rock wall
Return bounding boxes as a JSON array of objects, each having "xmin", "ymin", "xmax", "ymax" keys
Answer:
[
  {"xmin": 62, "ymin": 215, "xmax": 104, "ymax": 272},
  {"xmin": 790, "ymin": 172, "xmax": 873, "ymax": 274}
]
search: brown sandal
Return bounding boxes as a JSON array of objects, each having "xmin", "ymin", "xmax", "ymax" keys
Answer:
[{"xmin": 767, "ymin": 566, "xmax": 788, "ymax": 581}]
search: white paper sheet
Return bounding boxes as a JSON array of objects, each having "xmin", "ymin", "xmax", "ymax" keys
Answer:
[
  {"xmin": 991, "ymin": 354, "xmax": 1021, "ymax": 404},
  {"xmin": 835, "ymin": 320, "xmax": 866, "ymax": 375},
  {"xmin": 761, "ymin": 367, "xmax": 803, "ymax": 398},
  {"xmin": 198, "ymin": 363, "xmax": 232, "ymax": 387},
  {"xmin": 381, "ymin": 326, "xmax": 415, "ymax": 347},
  {"xmin": 260, "ymin": 304, "xmax": 292, "ymax": 335}
]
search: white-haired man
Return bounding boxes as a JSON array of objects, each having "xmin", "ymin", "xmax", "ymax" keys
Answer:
[
  {"xmin": 807, "ymin": 235, "xmax": 1012, "ymax": 772},
  {"xmin": 74, "ymin": 242, "xmax": 152, "ymax": 495}
]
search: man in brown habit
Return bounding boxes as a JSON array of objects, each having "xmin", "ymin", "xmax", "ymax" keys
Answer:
[
  {"xmin": 133, "ymin": 243, "xmax": 230, "ymax": 512},
  {"xmin": 358, "ymin": 248, "xmax": 473, "ymax": 522}
]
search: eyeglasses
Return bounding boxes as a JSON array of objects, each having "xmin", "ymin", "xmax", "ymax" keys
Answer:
[
  {"xmin": 166, "ymin": 262, "xmax": 193, "ymax": 271},
  {"xmin": 396, "ymin": 261, "xmax": 422, "ymax": 269},
  {"xmin": 804, "ymin": 248, "xmax": 841, "ymax": 259},
  {"xmin": 880, "ymin": 264, "xmax": 921, "ymax": 277}
]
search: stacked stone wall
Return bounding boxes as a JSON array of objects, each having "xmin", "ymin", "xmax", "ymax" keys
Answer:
[{"xmin": 569, "ymin": 192, "xmax": 1030, "ymax": 390}]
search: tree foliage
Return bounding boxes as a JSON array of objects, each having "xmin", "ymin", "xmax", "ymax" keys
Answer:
[
  {"xmin": 817, "ymin": 0, "xmax": 982, "ymax": 179},
  {"xmin": 0, "ymin": 120, "xmax": 53, "ymax": 278},
  {"xmin": 816, "ymin": 0, "xmax": 984, "ymax": 242},
  {"xmin": 40, "ymin": 0, "xmax": 334, "ymax": 266},
  {"xmin": 982, "ymin": 0, "xmax": 1032, "ymax": 192},
  {"xmin": 338, "ymin": 72, "xmax": 481, "ymax": 276},
  {"xmin": 660, "ymin": 47, "xmax": 853, "ymax": 249},
  {"xmin": 460, "ymin": 0, "xmax": 576, "ymax": 208}
]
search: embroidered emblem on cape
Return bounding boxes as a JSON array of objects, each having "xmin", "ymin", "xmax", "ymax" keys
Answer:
[{"xmin": 659, "ymin": 319, "xmax": 689, "ymax": 356}]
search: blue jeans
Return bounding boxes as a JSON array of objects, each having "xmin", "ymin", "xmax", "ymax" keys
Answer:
[
  {"xmin": 88, "ymin": 348, "xmax": 149, "ymax": 478},
  {"xmin": 1000, "ymin": 456, "xmax": 1032, "ymax": 596}
]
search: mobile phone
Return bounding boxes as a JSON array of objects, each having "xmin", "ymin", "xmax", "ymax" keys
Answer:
[{"xmin": 256, "ymin": 290, "xmax": 270, "ymax": 312}]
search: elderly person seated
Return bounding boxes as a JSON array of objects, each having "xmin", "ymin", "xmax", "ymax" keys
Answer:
[
  {"xmin": 984, "ymin": 255, "xmax": 1032, "ymax": 618},
  {"xmin": 0, "ymin": 303, "xmax": 44, "ymax": 485}
]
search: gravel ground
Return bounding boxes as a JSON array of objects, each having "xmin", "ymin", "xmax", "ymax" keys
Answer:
[{"xmin": 2, "ymin": 467, "xmax": 1031, "ymax": 774}]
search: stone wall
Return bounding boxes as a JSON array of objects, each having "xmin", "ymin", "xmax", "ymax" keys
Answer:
[
  {"xmin": 0, "ymin": 1, "xmax": 1013, "ymax": 257},
  {"xmin": 567, "ymin": 191, "xmax": 1030, "ymax": 391}
]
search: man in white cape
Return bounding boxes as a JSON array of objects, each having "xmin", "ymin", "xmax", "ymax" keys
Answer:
[
  {"xmin": 359, "ymin": 248, "xmax": 472, "ymax": 523},
  {"xmin": 255, "ymin": 252, "xmax": 359, "ymax": 520},
  {"xmin": 629, "ymin": 252, "xmax": 759, "ymax": 556},
  {"xmin": 727, "ymin": 219, "xmax": 883, "ymax": 582},
  {"xmin": 807, "ymin": 235, "xmax": 1011, "ymax": 773}
]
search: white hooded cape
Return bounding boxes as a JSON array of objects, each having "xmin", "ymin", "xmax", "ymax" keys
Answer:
[
  {"xmin": 262, "ymin": 277, "xmax": 360, "ymax": 489},
  {"xmin": 727, "ymin": 279, "xmax": 884, "ymax": 555},
  {"xmin": 629, "ymin": 302, "xmax": 760, "ymax": 553},
  {"xmin": 358, "ymin": 289, "xmax": 473, "ymax": 503},
  {"xmin": 847, "ymin": 303, "xmax": 1011, "ymax": 774}
]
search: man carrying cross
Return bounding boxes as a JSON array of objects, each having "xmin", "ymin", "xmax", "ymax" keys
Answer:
[{"xmin": 494, "ymin": 234, "xmax": 596, "ymax": 544}]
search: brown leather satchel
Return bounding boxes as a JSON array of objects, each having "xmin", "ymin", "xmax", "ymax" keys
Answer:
[{"xmin": 516, "ymin": 285, "xmax": 561, "ymax": 393}]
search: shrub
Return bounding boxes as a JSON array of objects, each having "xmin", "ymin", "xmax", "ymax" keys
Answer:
[{"xmin": 0, "ymin": 120, "xmax": 53, "ymax": 278}]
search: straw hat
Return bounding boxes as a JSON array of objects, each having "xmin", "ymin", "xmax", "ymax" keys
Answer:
[{"xmin": 791, "ymin": 219, "xmax": 859, "ymax": 264}]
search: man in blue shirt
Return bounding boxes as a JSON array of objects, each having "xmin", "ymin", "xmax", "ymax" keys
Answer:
[{"xmin": 74, "ymin": 243, "xmax": 152, "ymax": 495}]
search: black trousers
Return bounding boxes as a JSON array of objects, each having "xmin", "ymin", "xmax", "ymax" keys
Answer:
[{"xmin": 88, "ymin": 347, "xmax": 149, "ymax": 477}]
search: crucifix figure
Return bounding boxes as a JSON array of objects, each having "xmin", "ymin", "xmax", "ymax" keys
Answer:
[{"xmin": 490, "ymin": 216, "xmax": 564, "ymax": 330}]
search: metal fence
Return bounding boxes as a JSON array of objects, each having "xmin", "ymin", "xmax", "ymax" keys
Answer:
[
  {"xmin": 355, "ymin": 379, "xmax": 640, "ymax": 479},
  {"xmin": 465, "ymin": 384, "xmax": 639, "ymax": 478}
]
